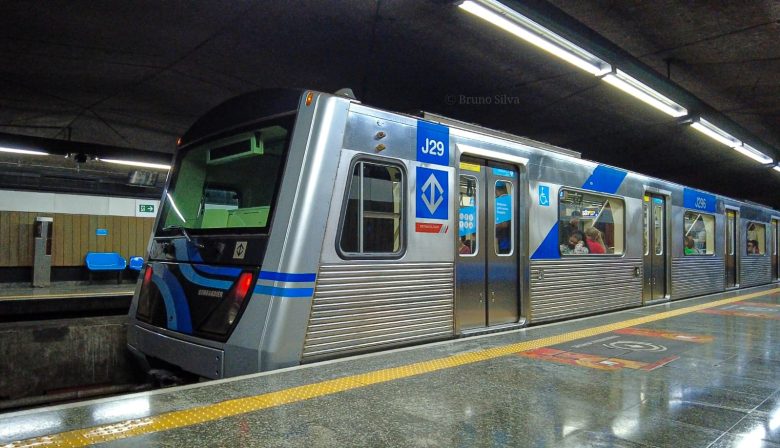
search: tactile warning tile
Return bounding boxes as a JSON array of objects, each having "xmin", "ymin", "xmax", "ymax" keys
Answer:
[{"xmin": 4, "ymin": 287, "xmax": 777, "ymax": 448}]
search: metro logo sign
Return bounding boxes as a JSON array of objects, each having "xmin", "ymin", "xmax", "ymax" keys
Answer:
[{"xmin": 416, "ymin": 167, "xmax": 448, "ymax": 220}]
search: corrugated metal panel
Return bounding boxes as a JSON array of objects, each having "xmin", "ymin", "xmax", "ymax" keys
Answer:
[
  {"xmin": 671, "ymin": 257, "xmax": 725, "ymax": 300},
  {"xmin": 530, "ymin": 258, "xmax": 642, "ymax": 322},
  {"xmin": 741, "ymin": 256, "xmax": 772, "ymax": 287},
  {"xmin": 302, "ymin": 263, "xmax": 454, "ymax": 360}
]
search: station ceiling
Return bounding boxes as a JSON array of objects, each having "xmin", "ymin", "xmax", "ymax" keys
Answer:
[{"xmin": 1, "ymin": 0, "xmax": 778, "ymax": 207}]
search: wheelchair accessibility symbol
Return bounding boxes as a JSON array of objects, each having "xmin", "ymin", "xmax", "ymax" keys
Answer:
[{"xmin": 538, "ymin": 185, "xmax": 550, "ymax": 207}]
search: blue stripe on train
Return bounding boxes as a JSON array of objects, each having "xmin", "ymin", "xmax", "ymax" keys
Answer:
[
  {"xmin": 258, "ymin": 271, "xmax": 317, "ymax": 282},
  {"xmin": 253, "ymin": 285, "xmax": 314, "ymax": 298}
]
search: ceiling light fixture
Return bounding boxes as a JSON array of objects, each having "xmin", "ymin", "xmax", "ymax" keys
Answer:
[
  {"xmin": 458, "ymin": 0, "xmax": 611, "ymax": 76},
  {"xmin": 733, "ymin": 143, "xmax": 773, "ymax": 164},
  {"xmin": 0, "ymin": 145, "xmax": 48, "ymax": 156},
  {"xmin": 601, "ymin": 69, "xmax": 687, "ymax": 118},
  {"xmin": 690, "ymin": 118, "xmax": 740, "ymax": 148},
  {"xmin": 773, "ymin": 165, "xmax": 780, "ymax": 173},
  {"xmin": 99, "ymin": 158, "xmax": 170, "ymax": 170}
]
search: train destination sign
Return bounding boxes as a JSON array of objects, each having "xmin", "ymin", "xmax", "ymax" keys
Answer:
[{"xmin": 683, "ymin": 188, "xmax": 716, "ymax": 213}]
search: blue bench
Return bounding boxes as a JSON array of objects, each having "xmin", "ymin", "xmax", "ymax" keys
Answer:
[
  {"xmin": 85, "ymin": 252, "xmax": 127, "ymax": 284},
  {"xmin": 128, "ymin": 256, "xmax": 144, "ymax": 271}
]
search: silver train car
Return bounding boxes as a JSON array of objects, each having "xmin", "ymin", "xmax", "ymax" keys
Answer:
[{"xmin": 127, "ymin": 88, "xmax": 780, "ymax": 379}]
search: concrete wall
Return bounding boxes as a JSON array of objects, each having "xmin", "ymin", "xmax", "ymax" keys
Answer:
[
  {"xmin": 0, "ymin": 190, "xmax": 159, "ymax": 218},
  {"xmin": 0, "ymin": 316, "xmax": 141, "ymax": 400}
]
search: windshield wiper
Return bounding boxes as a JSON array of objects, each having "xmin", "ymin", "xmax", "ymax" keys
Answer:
[{"xmin": 163, "ymin": 225, "xmax": 204, "ymax": 248}]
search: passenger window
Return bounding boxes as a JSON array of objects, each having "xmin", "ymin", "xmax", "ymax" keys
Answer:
[
  {"xmin": 458, "ymin": 176, "xmax": 478, "ymax": 256},
  {"xmin": 642, "ymin": 198, "xmax": 649, "ymax": 256},
  {"xmin": 653, "ymin": 198, "xmax": 664, "ymax": 255},
  {"xmin": 746, "ymin": 222, "xmax": 766, "ymax": 255},
  {"xmin": 558, "ymin": 189, "xmax": 624, "ymax": 255},
  {"xmin": 494, "ymin": 181, "xmax": 513, "ymax": 255},
  {"xmin": 683, "ymin": 212, "xmax": 715, "ymax": 255},
  {"xmin": 340, "ymin": 161, "xmax": 404, "ymax": 255}
]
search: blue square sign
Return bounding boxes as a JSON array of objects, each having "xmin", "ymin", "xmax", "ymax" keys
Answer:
[
  {"xmin": 416, "ymin": 167, "xmax": 448, "ymax": 220},
  {"xmin": 538, "ymin": 185, "xmax": 550, "ymax": 206},
  {"xmin": 416, "ymin": 121, "xmax": 449, "ymax": 166}
]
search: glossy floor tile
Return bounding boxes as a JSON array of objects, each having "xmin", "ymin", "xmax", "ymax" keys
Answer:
[{"xmin": 1, "ymin": 285, "xmax": 778, "ymax": 448}]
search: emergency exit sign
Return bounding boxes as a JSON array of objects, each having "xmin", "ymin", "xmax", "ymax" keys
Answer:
[
  {"xmin": 139, "ymin": 204, "xmax": 155, "ymax": 213},
  {"xmin": 135, "ymin": 200, "xmax": 158, "ymax": 217}
]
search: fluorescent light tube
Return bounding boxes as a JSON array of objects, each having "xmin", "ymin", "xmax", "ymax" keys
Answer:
[
  {"xmin": 99, "ymin": 158, "xmax": 170, "ymax": 170},
  {"xmin": 733, "ymin": 143, "xmax": 773, "ymax": 164},
  {"xmin": 0, "ymin": 146, "xmax": 48, "ymax": 156},
  {"xmin": 690, "ymin": 118, "xmax": 740, "ymax": 148},
  {"xmin": 459, "ymin": 0, "xmax": 611, "ymax": 76},
  {"xmin": 602, "ymin": 70, "xmax": 688, "ymax": 118},
  {"xmin": 773, "ymin": 165, "xmax": 780, "ymax": 173}
]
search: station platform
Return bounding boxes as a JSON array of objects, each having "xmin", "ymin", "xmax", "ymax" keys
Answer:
[
  {"xmin": 2, "ymin": 285, "xmax": 779, "ymax": 447},
  {"xmin": 0, "ymin": 284, "xmax": 134, "ymax": 321}
]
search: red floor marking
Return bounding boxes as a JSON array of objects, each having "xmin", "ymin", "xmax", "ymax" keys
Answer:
[{"xmin": 614, "ymin": 328, "xmax": 713, "ymax": 343}]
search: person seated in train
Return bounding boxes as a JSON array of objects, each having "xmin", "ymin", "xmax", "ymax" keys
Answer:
[
  {"xmin": 458, "ymin": 237, "xmax": 472, "ymax": 255},
  {"xmin": 560, "ymin": 230, "xmax": 589, "ymax": 254},
  {"xmin": 684, "ymin": 235, "xmax": 700, "ymax": 255},
  {"xmin": 584, "ymin": 227, "xmax": 606, "ymax": 254},
  {"xmin": 747, "ymin": 239, "xmax": 760, "ymax": 254}
]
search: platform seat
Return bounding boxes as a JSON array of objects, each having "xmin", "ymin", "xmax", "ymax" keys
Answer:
[
  {"xmin": 128, "ymin": 256, "xmax": 144, "ymax": 271},
  {"xmin": 85, "ymin": 252, "xmax": 127, "ymax": 284}
]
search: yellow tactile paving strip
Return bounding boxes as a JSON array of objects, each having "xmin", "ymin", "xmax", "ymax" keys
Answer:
[{"xmin": 4, "ymin": 287, "xmax": 778, "ymax": 448}]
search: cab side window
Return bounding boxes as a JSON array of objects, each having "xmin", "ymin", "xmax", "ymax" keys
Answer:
[{"xmin": 340, "ymin": 160, "xmax": 404, "ymax": 256}]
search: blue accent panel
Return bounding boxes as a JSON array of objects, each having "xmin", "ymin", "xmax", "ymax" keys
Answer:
[
  {"xmin": 416, "ymin": 120, "xmax": 449, "ymax": 166},
  {"xmin": 161, "ymin": 269, "xmax": 193, "ymax": 334},
  {"xmin": 581, "ymin": 165, "xmax": 627, "ymax": 194},
  {"xmin": 193, "ymin": 264, "xmax": 242, "ymax": 278},
  {"xmin": 179, "ymin": 263, "xmax": 233, "ymax": 290},
  {"xmin": 253, "ymin": 285, "xmax": 314, "ymax": 298},
  {"xmin": 683, "ymin": 188, "xmax": 717, "ymax": 213},
  {"xmin": 258, "ymin": 271, "xmax": 316, "ymax": 282},
  {"xmin": 95, "ymin": 229, "xmax": 108, "ymax": 236},
  {"xmin": 531, "ymin": 222, "xmax": 561, "ymax": 260}
]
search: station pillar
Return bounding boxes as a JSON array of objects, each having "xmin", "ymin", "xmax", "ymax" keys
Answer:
[{"xmin": 33, "ymin": 217, "xmax": 53, "ymax": 287}]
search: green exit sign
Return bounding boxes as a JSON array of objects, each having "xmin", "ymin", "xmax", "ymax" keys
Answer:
[{"xmin": 139, "ymin": 204, "xmax": 155, "ymax": 213}]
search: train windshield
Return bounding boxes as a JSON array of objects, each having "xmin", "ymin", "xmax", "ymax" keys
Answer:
[{"xmin": 158, "ymin": 115, "xmax": 294, "ymax": 236}]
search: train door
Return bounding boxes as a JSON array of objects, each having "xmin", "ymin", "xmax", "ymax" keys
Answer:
[
  {"xmin": 456, "ymin": 159, "xmax": 519, "ymax": 331},
  {"xmin": 772, "ymin": 218, "xmax": 779, "ymax": 281},
  {"xmin": 726, "ymin": 210, "xmax": 737, "ymax": 288},
  {"xmin": 642, "ymin": 194, "xmax": 667, "ymax": 301}
]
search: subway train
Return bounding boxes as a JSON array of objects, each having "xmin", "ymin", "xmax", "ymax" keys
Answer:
[{"xmin": 127, "ymin": 88, "xmax": 780, "ymax": 379}]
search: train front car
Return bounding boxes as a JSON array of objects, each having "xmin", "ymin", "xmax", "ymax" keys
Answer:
[{"xmin": 127, "ymin": 89, "xmax": 346, "ymax": 379}]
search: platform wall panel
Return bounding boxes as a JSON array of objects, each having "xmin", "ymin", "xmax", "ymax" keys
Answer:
[{"xmin": 0, "ymin": 211, "xmax": 154, "ymax": 267}]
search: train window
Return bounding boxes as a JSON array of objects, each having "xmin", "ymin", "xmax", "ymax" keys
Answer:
[
  {"xmin": 558, "ymin": 189, "xmax": 624, "ymax": 255},
  {"xmin": 458, "ymin": 176, "xmax": 478, "ymax": 256},
  {"xmin": 642, "ymin": 200, "xmax": 649, "ymax": 256},
  {"xmin": 158, "ymin": 118, "xmax": 292, "ymax": 234},
  {"xmin": 683, "ymin": 212, "xmax": 715, "ymax": 255},
  {"xmin": 494, "ymin": 181, "xmax": 513, "ymax": 255},
  {"xmin": 339, "ymin": 161, "xmax": 404, "ymax": 255},
  {"xmin": 746, "ymin": 222, "xmax": 766, "ymax": 255}
]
